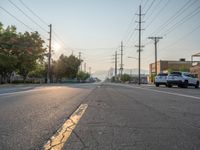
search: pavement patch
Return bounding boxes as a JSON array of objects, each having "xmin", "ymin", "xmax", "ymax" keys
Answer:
[{"xmin": 43, "ymin": 104, "xmax": 88, "ymax": 150}]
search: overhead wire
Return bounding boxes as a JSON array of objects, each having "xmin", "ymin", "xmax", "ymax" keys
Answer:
[
  {"xmin": 8, "ymin": 0, "xmax": 48, "ymax": 33},
  {"xmin": 144, "ymin": 0, "xmax": 156, "ymax": 14},
  {"xmin": 0, "ymin": 6, "xmax": 47, "ymax": 40},
  {"xmin": 161, "ymin": 23, "xmax": 200, "ymax": 51},
  {"xmin": 145, "ymin": 0, "xmax": 171, "ymax": 30},
  {"xmin": 150, "ymin": 0, "xmax": 196, "ymax": 35},
  {"xmin": 161, "ymin": 5, "xmax": 200, "ymax": 36},
  {"xmin": 18, "ymin": 0, "xmax": 49, "ymax": 26}
]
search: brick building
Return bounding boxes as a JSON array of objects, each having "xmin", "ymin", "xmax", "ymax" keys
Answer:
[
  {"xmin": 190, "ymin": 64, "xmax": 200, "ymax": 80},
  {"xmin": 149, "ymin": 59, "xmax": 193, "ymax": 83}
]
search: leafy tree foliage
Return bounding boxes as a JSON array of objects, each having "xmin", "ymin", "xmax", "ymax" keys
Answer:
[
  {"xmin": 121, "ymin": 74, "xmax": 131, "ymax": 82},
  {"xmin": 0, "ymin": 22, "xmax": 46, "ymax": 83},
  {"xmin": 52, "ymin": 54, "xmax": 81, "ymax": 81},
  {"xmin": 77, "ymin": 71, "xmax": 90, "ymax": 81}
]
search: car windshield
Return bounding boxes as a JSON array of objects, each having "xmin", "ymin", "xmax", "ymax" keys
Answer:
[
  {"xmin": 171, "ymin": 72, "xmax": 182, "ymax": 76},
  {"xmin": 183, "ymin": 73, "xmax": 196, "ymax": 78},
  {"xmin": 169, "ymin": 74, "xmax": 181, "ymax": 76},
  {"xmin": 158, "ymin": 73, "xmax": 168, "ymax": 76}
]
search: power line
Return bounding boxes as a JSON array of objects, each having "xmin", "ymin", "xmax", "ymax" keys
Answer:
[
  {"xmin": 144, "ymin": 0, "xmax": 156, "ymax": 14},
  {"xmin": 150, "ymin": 0, "xmax": 197, "ymax": 35},
  {"xmin": 18, "ymin": 0, "xmax": 49, "ymax": 26},
  {"xmin": 124, "ymin": 24, "xmax": 138, "ymax": 46},
  {"xmin": 0, "ymin": 6, "xmax": 47, "ymax": 38},
  {"xmin": 122, "ymin": 5, "xmax": 140, "ymax": 46},
  {"xmin": 161, "ymin": 6, "xmax": 200, "ymax": 36},
  {"xmin": 161, "ymin": 23, "xmax": 200, "ymax": 50},
  {"xmin": 143, "ymin": 0, "xmax": 149, "ymax": 9},
  {"xmin": 144, "ymin": 0, "xmax": 162, "ymax": 24},
  {"xmin": 18, "ymin": 0, "xmax": 74, "ymax": 55},
  {"xmin": 145, "ymin": 0, "xmax": 171, "ymax": 30},
  {"xmin": 8, "ymin": 0, "xmax": 48, "ymax": 33}
]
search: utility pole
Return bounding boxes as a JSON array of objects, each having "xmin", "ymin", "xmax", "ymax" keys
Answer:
[
  {"xmin": 135, "ymin": 5, "xmax": 144, "ymax": 85},
  {"xmin": 78, "ymin": 52, "xmax": 82, "ymax": 71},
  {"xmin": 148, "ymin": 36, "xmax": 163, "ymax": 75},
  {"xmin": 47, "ymin": 24, "xmax": 52, "ymax": 84},
  {"xmin": 115, "ymin": 51, "xmax": 118, "ymax": 80},
  {"xmin": 120, "ymin": 41, "xmax": 123, "ymax": 79}
]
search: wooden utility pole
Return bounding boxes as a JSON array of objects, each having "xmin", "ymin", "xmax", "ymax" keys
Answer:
[
  {"xmin": 120, "ymin": 41, "xmax": 123, "ymax": 79},
  {"xmin": 148, "ymin": 36, "xmax": 163, "ymax": 75},
  {"xmin": 115, "ymin": 51, "xmax": 118, "ymax": 80},
  {"xmin": 47, "ymin": 24, "xmax": 52, "ymax": 84},
  {"xmin": 135, "ymin": 5, "xmax": 144, "ymax": 85}
]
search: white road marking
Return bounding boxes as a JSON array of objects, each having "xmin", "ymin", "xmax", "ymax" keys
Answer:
[
  {"xmin": 114, "ymin": 83, "xmax": 200, "ymax": 100},
  {"xmin": 43, "ymin": 104, "xmax": 88, "ymax": 150}
]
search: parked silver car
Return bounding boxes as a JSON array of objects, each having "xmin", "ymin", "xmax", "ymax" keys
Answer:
[
  {"xmin": 155, "ymin": 73, "xmax": 168, "ymax": 87},
  {"xmin": 167, "ymin": 72, "xmax": 199, "ymax": 88}
]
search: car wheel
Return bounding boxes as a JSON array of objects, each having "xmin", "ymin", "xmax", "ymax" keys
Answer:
[
  {"xmin": 183, "ymin": 80, "xmax": 188, "ymax": 88},
  {"xmin": 195, "ymin": 81, "xmax": 199, "ymax": 89},
  {"xmin": 155, "ymin": 83, "xmax": 159, "ymax": 87}
]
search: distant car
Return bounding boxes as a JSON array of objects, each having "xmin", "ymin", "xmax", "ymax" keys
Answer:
[
  {"xmin": 154, "ymin": 73, "xmax": 168, "ymax": 87},
  {"xmin": 166, "ymin": 72, "xmax": 199, "ymax": 88}
]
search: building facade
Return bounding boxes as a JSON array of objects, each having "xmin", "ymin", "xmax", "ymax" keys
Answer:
[
  {"xmin": 149, "ymin": 59, "xmax": 193, "ymax": 83},
  {"xmin": 190, "ymin": 64, "xmax": 200, "ymax": 80}
]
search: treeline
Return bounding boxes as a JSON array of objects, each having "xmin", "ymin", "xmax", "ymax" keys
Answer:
[{"xmin": 0, "ymin": 22, "xmax": 89, "ymax": 84}]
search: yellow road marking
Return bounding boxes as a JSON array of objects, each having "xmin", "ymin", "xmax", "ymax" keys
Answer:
[{"xmin": 43, "ymin": 104, "xmax": 88, "ymax": 150}]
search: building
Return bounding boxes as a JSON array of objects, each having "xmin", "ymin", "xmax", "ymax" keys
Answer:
[
  {"xmin": 149, "ymin": 59, "xmax": 194, "ymax": 83},
  {"xmin": 190, "ymin": 64, "xmax": 200, "ymax": 80}
]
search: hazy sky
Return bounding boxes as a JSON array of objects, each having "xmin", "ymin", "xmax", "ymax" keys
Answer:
[{"xmin": 1, "ymin": 0, "xmax": 200, "ymax": 77}]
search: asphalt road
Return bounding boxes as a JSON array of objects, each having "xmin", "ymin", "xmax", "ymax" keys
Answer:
[
  {"xmin": 0, "ymin": 83, "xmax": 200, "ymax": 150},
  {"xmin": 0, "ymin": 83, "xmax": 97, "ymax": 150},
  {"xmin": 64, "ymin": 83, "xmax": 200, "ymax": 150}
]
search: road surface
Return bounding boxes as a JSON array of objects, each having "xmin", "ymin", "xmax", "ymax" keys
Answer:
[{"xmin": 0, "ymin": 83, "xmax": 200, "ymax": 150}]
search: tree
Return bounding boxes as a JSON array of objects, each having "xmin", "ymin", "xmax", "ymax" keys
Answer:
[
  {"xmin": 16, "ymin": 31, "xmax": 46, "ymax": 81},
  {"xmin": 77, "ymin": 71, "xmax": 90, "ymax": 81},
  {"xmin": 121, "ymin": 74, "xmax": 131, "ymax": 82},
  {"xmin": 179, "ymin": 65, "xmax": 188, "ymax": 72},
  {"xmin": 28, "ymin": 63, "xmax": 45, "ymax": 78},
  {"xmin": 52, "ymin": 54, "xmax": 81, "ymax": 81},
  {"xmin": 0, "ymin": 23, "xmax": 18, "ymax": 83},
  {"xmin": 0, "ymin": 22, "xmax": 47, "ymax": 83}
]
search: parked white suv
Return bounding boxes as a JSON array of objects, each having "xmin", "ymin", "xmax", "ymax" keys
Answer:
[
  {"xmin": 167, "ymin": 72, "xmax": 199, "ymax": 88},
  {"xmin": 155, "ymin": 73, "xmax": 168, "ymax": 87}
]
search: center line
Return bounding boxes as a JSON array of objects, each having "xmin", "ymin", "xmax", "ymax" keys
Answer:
[{"xmin": 43, "ymin": 104, "xmax": 88, "ymax": 150}]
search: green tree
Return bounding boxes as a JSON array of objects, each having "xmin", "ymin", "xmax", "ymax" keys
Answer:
[
  {"xmin": 121, "ymin": 74, "xmax": 131, "ymax": 82},
  {"xmin": 77, "ymin": 71, "xmax": 90, "ymax": 81},
  {"xmin": 0, "ymin": 22, "xmax": 46, "ymax": 83},
  {"xmin": 0, "ymin": 23, "xmax": 18, "ymax": 83},
  {"xmin": 52, "ymin": 54, "xmax": 81, "ymax": 81},
  {"xmin": 179, "ymin": 65, "xmax": 188, "ymax": 72},
  {"xmin": 28, "ymin": 63, "xmax": 45, "ymax": 78},
  {"xmin": 16, "ymin": 31, "xmax": 46, "ymax": 81}
]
